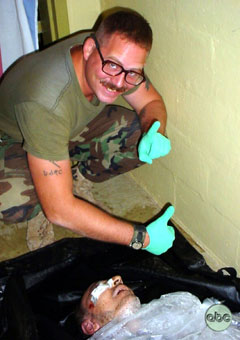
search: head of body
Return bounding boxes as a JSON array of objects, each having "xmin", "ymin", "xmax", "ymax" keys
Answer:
[
  {"xmin": 75, "ymin": 9, "xmax": 152, "ymax": 104},
  {"xmin": 76, "ymin": 275, "xmax": 141, "ymax": 336}
]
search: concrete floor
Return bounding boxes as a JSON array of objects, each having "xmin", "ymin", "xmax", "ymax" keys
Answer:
[
  {"xmin": 0, "ymin": 173, "xmax": 212, "ymax": 269},
  {"xmin": 0, "ymin": 173, "xmax": 160, "ymax": 262}
]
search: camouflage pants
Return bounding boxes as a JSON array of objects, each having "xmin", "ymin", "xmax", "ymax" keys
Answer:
[{"xmin": 0, "ymin": 105, "xmax": 143, "ymax": 223}]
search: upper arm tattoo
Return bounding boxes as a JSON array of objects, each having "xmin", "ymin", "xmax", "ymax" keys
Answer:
[
  {"xmin": 139, "ymin": 107, "xmax": 147, "ymax": 121},
  {"xmin": 144, "ymin": 77, "xmax": 150, "ymax": 91},
  {"xmin": 50, "ymin": 161, "xmax": 61, "ymax": 168},
  {"xmin": 43, "ymin": 161, "xmax": 63, "ymax": 177}
]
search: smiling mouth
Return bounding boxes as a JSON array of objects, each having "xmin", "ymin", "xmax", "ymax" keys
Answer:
[
  {"xmin": 100, "ymin": 80, "xmax": 127, "ymax": 94},
  {"xmin": 106, "ymin": 86, "xmax": 117, "ymax": 92}
]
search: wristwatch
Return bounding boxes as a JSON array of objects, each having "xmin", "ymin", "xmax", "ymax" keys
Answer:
[{"xmin": 129, "ymin": 224, "xmax": 147, "ymax": 250}]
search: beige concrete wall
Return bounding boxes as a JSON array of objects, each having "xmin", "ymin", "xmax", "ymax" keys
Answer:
[
  {"xmin": 66, "ymin": 0, "xmax": 101, "ymax": 33},
  {"xmin": 100, "ymin": 0, "xmax": 240, "ymax": 274}
]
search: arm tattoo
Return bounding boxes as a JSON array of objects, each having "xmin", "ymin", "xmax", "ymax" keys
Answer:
[
  {"xmin": 144, "ymin": 78, "xmax": 150, "ymax": 91},
  {"xmin": 139, "ymin": 107, "xmax": 147, "ymax": 121},
  {"xmin": 43, "ymin": 161, "xmax": 63, "ymax": 176},
  {"xmin": 50, "ymin": 161, "xmax": 61, "ymax": 168}
]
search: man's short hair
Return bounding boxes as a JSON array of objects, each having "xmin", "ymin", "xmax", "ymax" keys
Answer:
[{"xmin": 96, "ymin": 9, "xmax": 153, "ymax": 51}]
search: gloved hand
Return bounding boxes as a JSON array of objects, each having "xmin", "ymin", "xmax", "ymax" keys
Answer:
[
  {"xmin": 144, "ymin": 206, "xmax": 175, "ymax": 255},
  {"xmin": 138, "ymin": 121, "xmax": 171, "ymax": 164}
]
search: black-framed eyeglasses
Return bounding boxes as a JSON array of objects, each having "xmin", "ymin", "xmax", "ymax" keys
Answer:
[{"xmin": 90, "ymin": 34, "xmax": 146, "ymax": 86}]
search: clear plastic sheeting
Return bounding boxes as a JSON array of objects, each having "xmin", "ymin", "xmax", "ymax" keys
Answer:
[{"xmin": 90, "ymin": 292, "xmax": 240, "ymax": 340}]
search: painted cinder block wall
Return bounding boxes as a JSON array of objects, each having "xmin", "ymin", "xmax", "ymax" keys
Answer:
[
  {"xmin": 66, "ymin": 0, "xmax": 240, "ymax": 274},
  {"xmin": 66, "ymin": 0, "xmax": 101, "ymax": 32},
  {"xmin": 100, "ymin": 0, "xmax": 240, "ymax": 274}
]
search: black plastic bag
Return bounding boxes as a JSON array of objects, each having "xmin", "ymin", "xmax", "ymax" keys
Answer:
[{"xmin": 0, "ymin": 227, "xmax": 240, "ymax": 339}]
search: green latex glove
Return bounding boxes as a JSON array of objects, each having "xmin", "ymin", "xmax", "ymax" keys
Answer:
[
  {"xmin": 144, "ymin": 206, "xmax": 175, "ymax": 255},
  {"xmin": 138, "ymin": 121, "xmax": 171, "ymax": 164}
]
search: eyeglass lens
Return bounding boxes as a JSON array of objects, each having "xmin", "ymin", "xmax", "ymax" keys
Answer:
[{"xmin": 103, "ymin": 61, "xmax": 144, "ymax": 85}]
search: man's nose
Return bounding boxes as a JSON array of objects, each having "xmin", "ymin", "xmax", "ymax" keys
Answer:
[
  {"xmin": 113, "ymin": 72, "xmax": 125, "ymax": 87},
  {"xmin": 112, "ymin": 275, "xmax": 123, "ymax": 286}
]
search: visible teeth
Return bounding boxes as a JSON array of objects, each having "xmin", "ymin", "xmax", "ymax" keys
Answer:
[{"xmin": 107, "ymin": 87, "xmax": 116, "ymax": 92}]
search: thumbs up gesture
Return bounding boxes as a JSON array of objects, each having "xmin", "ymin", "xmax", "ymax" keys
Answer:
[
  {"xmin": 138, "ymin": 121, "xmax": 171, "ymax": 164},
  {"xmin": 144, "ymin": 206, "xmax": 175, "ymax": 255}
]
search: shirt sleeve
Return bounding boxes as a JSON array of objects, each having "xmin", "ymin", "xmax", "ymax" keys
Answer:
[{"xmin": 15, "ymin": 101, "xmax": 70, "ymax": 160}]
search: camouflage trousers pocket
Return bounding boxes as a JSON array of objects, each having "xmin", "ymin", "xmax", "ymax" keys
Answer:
[{"xmin": 0, "ymin": 136, "xmax": 41, "ymax": 223}]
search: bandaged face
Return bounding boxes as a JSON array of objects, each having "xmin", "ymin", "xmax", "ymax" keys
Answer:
[
  {"xmin": 81, "ymin": 275, "xmax": 141, "ymax": 326},
  {"xmin": 90, "ymin": 278, "xmax": 115, "ymax": 305}
]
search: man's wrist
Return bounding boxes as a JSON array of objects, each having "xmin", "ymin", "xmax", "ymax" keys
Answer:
[
  {"xmin": 129, "ymin": 224, "xmax": 147, "ymax": 250},
  {"xmin": 143, "ymin": 232, "xmax": 150, "ymax": 248}
]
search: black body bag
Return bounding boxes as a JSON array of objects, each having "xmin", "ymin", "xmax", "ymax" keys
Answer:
[{"xmin": 0, "ymin": 226, "xmax": 240, "ymax": 339}]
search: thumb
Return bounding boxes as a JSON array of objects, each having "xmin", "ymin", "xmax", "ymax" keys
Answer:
[
  {"xmin": 147, "ymin": 121, "xmax": 161, "ymax": 137},
  {"xmin": 161, "ymin": 205, "xmax": 175, "ymax": 224},
  {"xmin": 139, "ymin": 153, "xmax": 153, "ymax": 164}
]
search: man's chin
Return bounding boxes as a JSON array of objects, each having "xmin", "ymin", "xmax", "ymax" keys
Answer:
[
  {"xmin": 116, "ymin": 296, "xmax": 141, "ymax": 320},
  {"xmin": 96, "ymin": 92, "xmax": 120, "ymax": 104}
]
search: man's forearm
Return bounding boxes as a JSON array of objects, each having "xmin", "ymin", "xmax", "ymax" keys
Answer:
[
  {"xmin": 139, "ymin": 99, "xmax": 167, "ymax": 134},
  {"xmin": 47, "ymin": 195, "xmax": 150, "ymax": 248}
]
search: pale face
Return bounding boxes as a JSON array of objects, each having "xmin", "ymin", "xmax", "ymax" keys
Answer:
[
  {"xmin": 83, "ymin": 33, "xmax": 148, "ymax": 104},
  {"xmin": 81, "ymin": 275, "xmax": 141, "ymax": 326}
]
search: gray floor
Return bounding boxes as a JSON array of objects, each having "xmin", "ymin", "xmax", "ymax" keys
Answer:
[
  {"xmin": 0, "ymin": 174, "xmax": 161, "ymax": 262},
  {"xmin": 0, "ymin": 173, "xmax": 206, "ymax": 266},
  {"xmin": 92, "ymin": 174, "xmax": 160, "ymax": 221}
]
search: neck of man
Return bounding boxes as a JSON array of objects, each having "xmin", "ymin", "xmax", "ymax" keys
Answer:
[{"xmin": 70, "ymin": 45, "xmax": 94, "ymax": 102}]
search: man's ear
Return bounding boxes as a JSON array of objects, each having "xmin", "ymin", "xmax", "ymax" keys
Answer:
[
  {"xmin": 81, "ymin": 318, "xmax": 101, "ymax": 335},
  {"xmin": 83, "ymin": 37, "xmax": 95, "ymax": 61}
]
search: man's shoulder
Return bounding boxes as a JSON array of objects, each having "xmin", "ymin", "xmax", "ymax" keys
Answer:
[
  {"xmin": 53, "ymin": 30, "xmax": 92, "ymax": 49},
  {"xmin": 2, "ymin": 31, "xmax": 92, "ymax": 112}
]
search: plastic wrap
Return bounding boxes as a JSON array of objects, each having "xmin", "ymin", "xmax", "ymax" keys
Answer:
[{"xmin": 90, "ymin": 292, "xmax": 240, "ymax": 340}]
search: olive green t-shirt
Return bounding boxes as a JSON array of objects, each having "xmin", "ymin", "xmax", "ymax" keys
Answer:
[{"xmin": 0, "ymin": 31, "xmax": 107, "ymax": 160}]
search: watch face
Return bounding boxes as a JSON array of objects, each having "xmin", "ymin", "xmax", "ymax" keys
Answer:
[{"xmin": 132, "ymin": 241, "xmax": 142, "ymax": 250}]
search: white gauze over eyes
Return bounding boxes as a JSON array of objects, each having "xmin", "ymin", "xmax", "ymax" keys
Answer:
[{"xmin": 91, "ymin": 278, "xmax": 114, "ymax": 305}]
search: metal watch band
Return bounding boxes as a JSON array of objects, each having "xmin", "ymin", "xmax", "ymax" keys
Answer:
[{"xmin": 129, "ymin": 223, "xmax": 147, "ymax": 250}]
